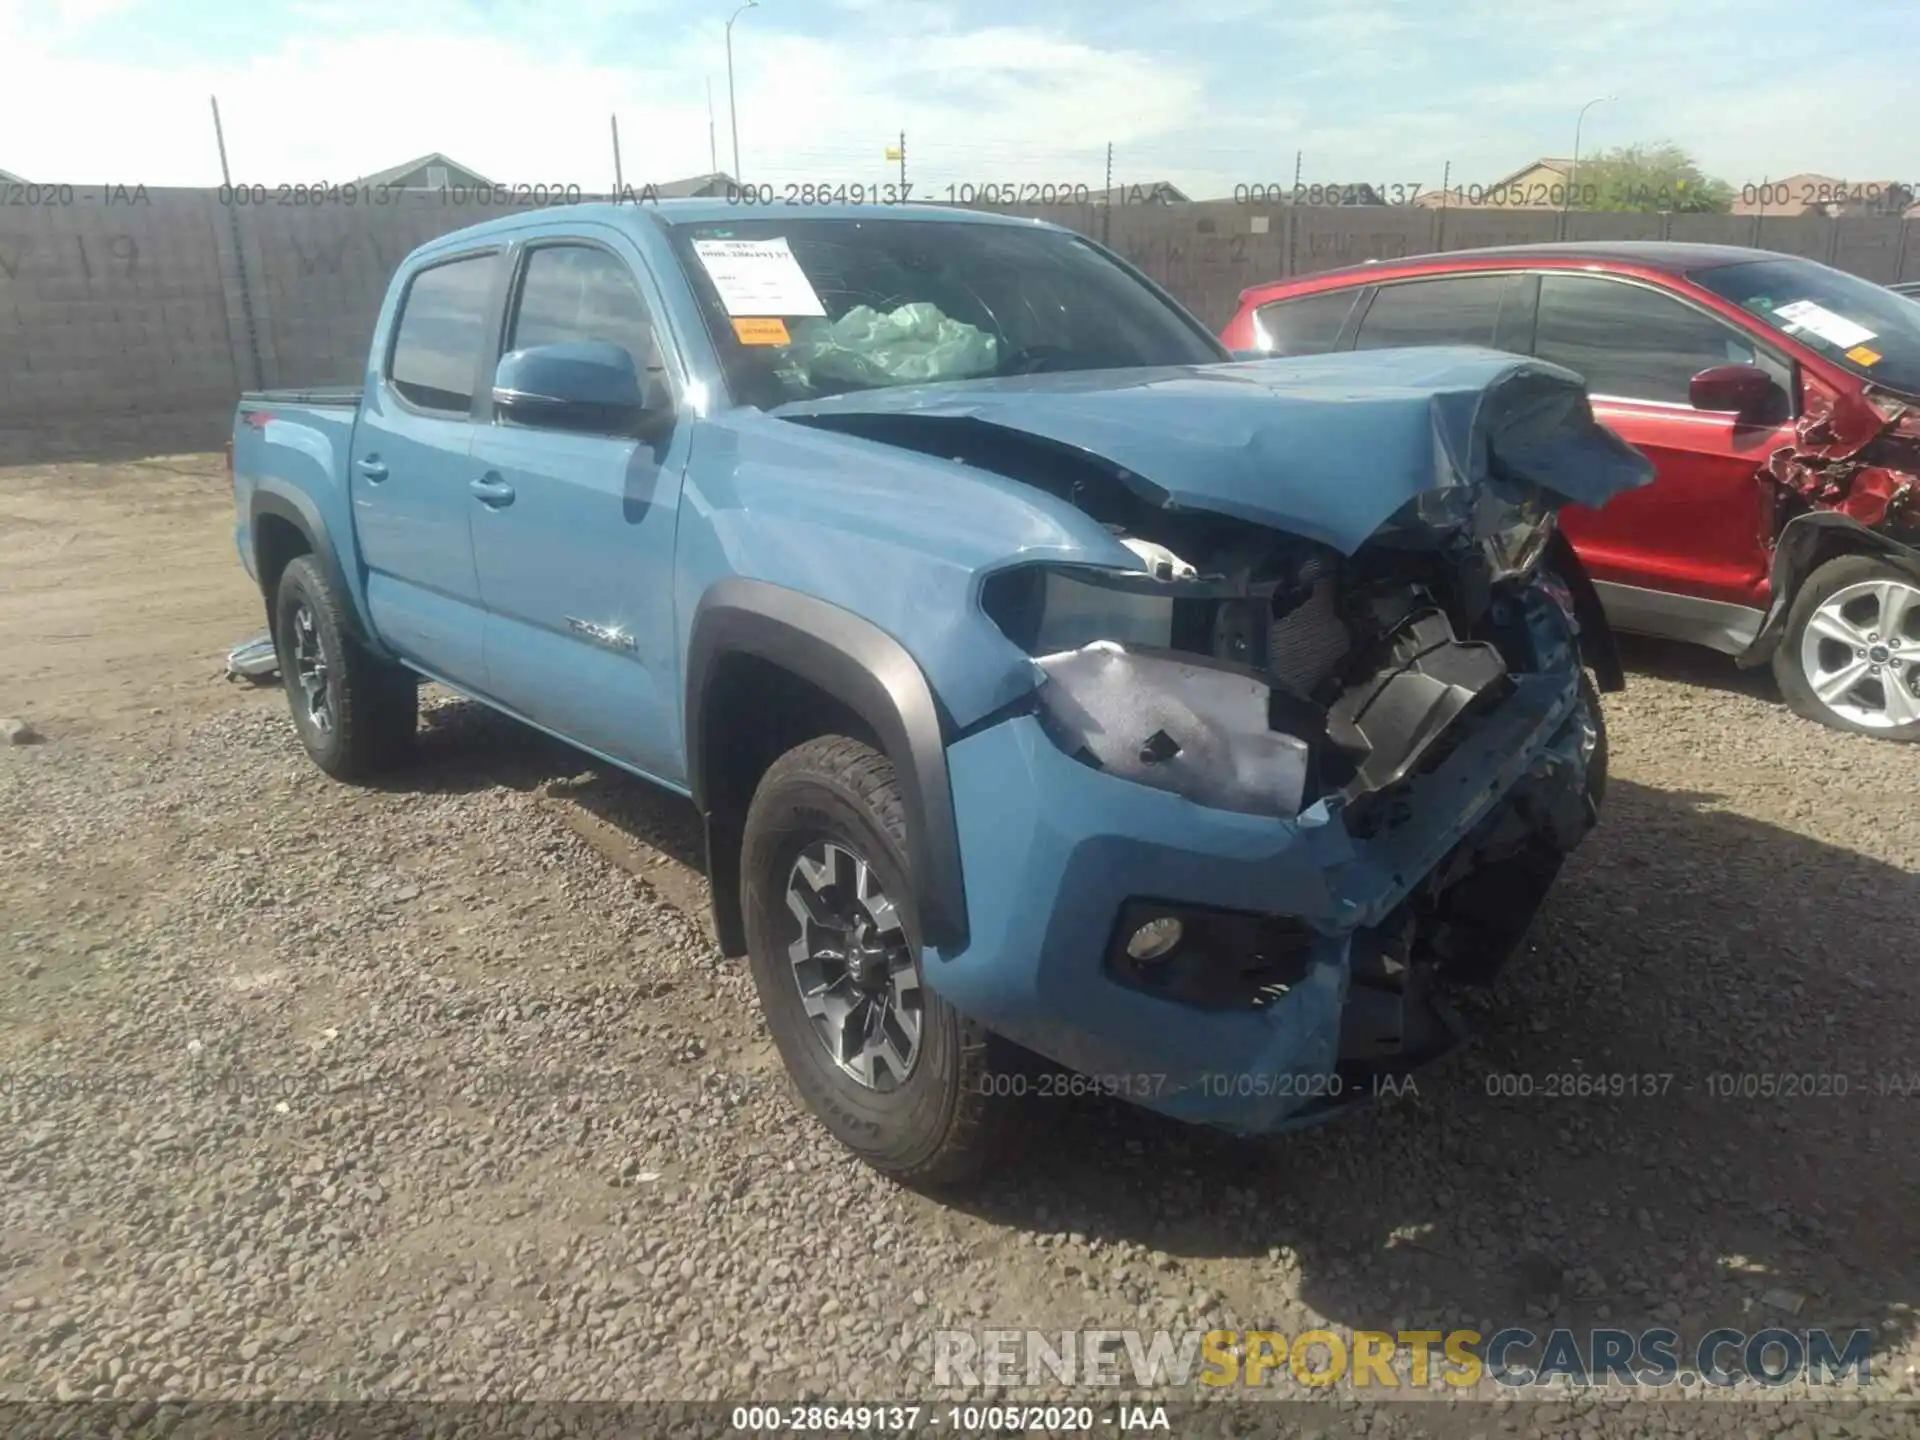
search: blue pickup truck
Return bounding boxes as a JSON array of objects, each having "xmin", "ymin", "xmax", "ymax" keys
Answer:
[{"xmin": 231, "ymin": 200, "xmax": 1650, "ymax": 1184}]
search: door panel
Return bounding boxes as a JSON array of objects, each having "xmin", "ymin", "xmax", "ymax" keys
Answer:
[
  {"xmin": 470, "ymin": 424, "xmax": 689, "ymax": 780},
  {"xmin": 470, "ymin": 241, "xmax": 689, "ymax": 783},
  {"xmin": 1531, "ymin": 273, "xmax": 1791, "ymax": 608},
  {"xmin": 1559, "ymin": 402, "xmax": 1786, "ymax": 604},
  {"xmin": 350, "ymin": 251, "xmax": 498, "ymax": 683}
]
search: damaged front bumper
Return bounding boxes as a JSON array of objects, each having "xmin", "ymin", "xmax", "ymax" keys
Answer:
[{"xmin": 925, "ymin": 590, "xmax": 1597, "ymax": 1134}]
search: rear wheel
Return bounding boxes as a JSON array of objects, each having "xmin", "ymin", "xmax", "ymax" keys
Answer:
[
  {"xmin": 741, "ymin": 734, "xmax": 1022, "ymax": 1187},
  {"xmin": 273, "ymin": 556, "xmax": 418, "ymax": 780},
  {"xmin": 1773, "ymin": 553, "xmax": 1920, "ymax": 741}
]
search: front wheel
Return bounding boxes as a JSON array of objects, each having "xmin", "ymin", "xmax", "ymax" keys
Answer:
[
  {"xmin": 1772, "ymin": 553, "xmax": 1920, "ymax": 741},
  {"xmin": 740, "ymin": 734, "xmax": 1024, "ymax": 1187}
]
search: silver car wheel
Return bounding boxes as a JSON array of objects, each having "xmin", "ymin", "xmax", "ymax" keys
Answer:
[
  {"xmin": 289, "ymin": 603, "xmax": 333, "ymax": 734},
  {"xmin": 784, "ymin": 840, "xmax": 922, "ymax": 1092},
  {"xmin": 1798, "ymin": 577, "xmax": 1920, "ymax": 730}
]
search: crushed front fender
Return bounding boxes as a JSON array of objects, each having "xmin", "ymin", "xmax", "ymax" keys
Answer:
[{"xmin": 925, "ymin": 589, "xmax": 1597, "ymax": 1134}]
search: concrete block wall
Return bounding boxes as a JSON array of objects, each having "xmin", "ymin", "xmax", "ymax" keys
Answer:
[
  {"xmin": 0, "ymin": 190, "xmax": 240, "ymax": 420},
  {"xmin": 1, "ymin": 191, "xmax": 1915, "ymax": 429},
  {"xmin": 232, "ymin": 195, "xmax": 522, "ymax": 389}
]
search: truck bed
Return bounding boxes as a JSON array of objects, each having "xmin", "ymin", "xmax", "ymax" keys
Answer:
[{"xmin": 239, "ymin": 387, "xmax": 363, "ymax": 409}]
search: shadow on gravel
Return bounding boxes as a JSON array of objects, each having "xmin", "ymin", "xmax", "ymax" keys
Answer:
[
  {"xmin": 1617, "ymin": 632, "xmax": 1781, "ymax": 703},
  {"xmin": 946, "ymin": 777, "xmax": 1920, "ymax": 1367},
  {"xmin": 377, "ymin": 695, "xmax": 708, "ymax": 875},
  {"xmin": 362, "ymin": 694, "xmax": 1919, "ymax": 1370}
]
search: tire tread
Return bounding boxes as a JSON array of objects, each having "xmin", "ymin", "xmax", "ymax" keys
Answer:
[
  {"xmin": 743, "ymin": 734, "xmax": 1022, "ymax": 1189},
  {"xmin": 275, "ymin": 556, "xmax": 417, "ymax": 781}
]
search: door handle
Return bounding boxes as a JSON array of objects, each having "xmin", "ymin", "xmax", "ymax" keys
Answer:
[
  {"xmin": 356, "ymin": 457, "xmax": 388, "ymax": 482},
  {"xmin": 470, "ymin": 475, "xmax": 516, "ymax": 507}
]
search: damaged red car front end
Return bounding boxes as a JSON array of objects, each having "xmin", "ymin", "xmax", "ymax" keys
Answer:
[
  {"xmin": 1763, "ymin": 385, "xmax": 1920, "ymax": 536},
  {"xmin": 1225, "ymin": 244, "xmax": 1920, "ymax": 736}
]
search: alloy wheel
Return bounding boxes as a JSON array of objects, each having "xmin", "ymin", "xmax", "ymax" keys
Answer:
[
  {"xmin": 783, "ymin": 840, "xmax": 922, "ymax": 1091},
  {"xmin": 1798, "ymin": 578, "xmax": 1920, "ymax": 730},
  {"xmin": 289, "ymin": 603, "xmax": 334, "ymax": 734}
]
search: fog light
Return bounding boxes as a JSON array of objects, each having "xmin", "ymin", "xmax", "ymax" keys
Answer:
[{"xmin": 1124, "ymin": 916, "xmax": 1184, "ymax": 962}]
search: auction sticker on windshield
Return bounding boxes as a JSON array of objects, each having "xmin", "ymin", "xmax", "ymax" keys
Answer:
[
  {"xmin": 1774, "ymin": 299, "xmax": 1876, "ymax": 351},
  {"xmin": 732, "ymin": 317, "xmax": 792, "ymax": 346},
  {"xmin": 691, "ymin": 237, "xmax": 827, "ymax": 317}
]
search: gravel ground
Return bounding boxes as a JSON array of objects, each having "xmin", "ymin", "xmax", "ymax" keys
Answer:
[{"xmin": 2, "ymin": 453, "xmax": 1918, "ymax": 1438}]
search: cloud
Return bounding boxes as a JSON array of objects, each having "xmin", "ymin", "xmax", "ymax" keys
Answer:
[
  {"xmin": 0, "ymin": 0, "xmax": 1909, "ymax": 196},
  {"xmin": 0, "ymin": 3, "xmax": 1204, "ymax": 188}
]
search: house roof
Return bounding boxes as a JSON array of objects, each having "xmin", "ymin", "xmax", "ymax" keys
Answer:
[
  {"xmin": 350, "ymin": 151, "xmax": 495, "ymax": 188},
  {"xmin": 646, "ymin": 172, "xmax": 737, "ymax": 198},
  {"xmin": 1095, "ymin": 180, "xmax": 1189, "ymax": 203},
  {"xmin": 1413, "ymin": 158, "xmax": 1573, "ymax": 207},
  {"xmin": 1486, "ymin": 156, "xmax": 1574, "ymax": 189},
  {"xmin": 1729, "ymin": 173, "xmax": 1911, "ymax": 216},
  {"xmin": 0, "ymin": 168, "xmax": 24, "ymax": 184}
]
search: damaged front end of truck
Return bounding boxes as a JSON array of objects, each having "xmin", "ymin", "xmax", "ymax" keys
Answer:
[{"xmin": 781, "ymin": 348, "xmax": 1654, "ymax": 1131}]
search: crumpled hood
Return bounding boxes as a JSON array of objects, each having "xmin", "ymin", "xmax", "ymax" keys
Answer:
[{"xmin": 774, "ymin": 346, "xmax": 1655, "ymax": 554}]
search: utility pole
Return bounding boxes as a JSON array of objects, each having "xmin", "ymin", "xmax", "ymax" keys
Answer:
[
  {"xmin": 1103, "ymin": 141, "xmax": 1113, "ymax": 244},
  {"xmin": 209, "ymin": 95, "xmax": 265, "ymax": 390},
  {"xmin": 210, "ymin": 94, "xmax": 234, "ymax": 186},
  {"xmin": 610, "ymin": 114, "xmax": 624, "ymax": 197},
  {"xmin": 1565, "ymin": 94, "xmax": 1616, "ymax": 216},
  {"xmin": 1292, "ymin": 149, "xmax": 1302, "ymax": 199},
  {"xmin": 898, "ymin": 130, "xmax": 906, "ymax": 193},
  {"xmin": 708, "ymin": 78, "xmax": 718, "ymax": 175},
  {"xmin": 726, "ymin": 1, "xmax": 758, "ymax": 182}
]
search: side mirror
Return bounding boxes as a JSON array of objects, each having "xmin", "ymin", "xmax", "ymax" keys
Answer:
[
  {"xmin": 492, "ymin": 341, "xmax": 653, "ymax": 435},
  {"xmin": 1689, "ymin": 363, "xmax": 1782, "ymax": 423}
]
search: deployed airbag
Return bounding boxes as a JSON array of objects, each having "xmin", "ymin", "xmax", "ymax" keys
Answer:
[
  {"xmin": 787, "ymin": 303, "xmax": 998, "ymax": 389},
  {"xmin": 1035, "ymin": 641, "xmax": 1309, "ymax": 817}
]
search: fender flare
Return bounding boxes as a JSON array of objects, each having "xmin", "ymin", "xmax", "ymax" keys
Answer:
[
  {"xmin": 685, "ymin": 578, "xmax": 968, "ymax": 956},
  {"xmin": 1741, "ymin": 512, "xmax": 1920, "ymax": 667},
  {"xmin": 248, "ymin": 485, "xmax": 387, "ymax": 656},
  {"xmin": 1545, "ymin": 531, "xmax": 1624, "ymax": 692}
]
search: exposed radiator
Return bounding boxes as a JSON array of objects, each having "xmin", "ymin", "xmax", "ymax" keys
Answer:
[{"xmin": 1268, "ymin": 565, "xmax": 1351, "ymax": 698}]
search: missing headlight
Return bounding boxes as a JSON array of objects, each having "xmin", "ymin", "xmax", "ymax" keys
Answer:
[{"xmin": 1035, "ymin": 641, "xmax": 1310, "ymax": 818}]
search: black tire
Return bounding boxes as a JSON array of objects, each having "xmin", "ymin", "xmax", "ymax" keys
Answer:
[
  {"xmin": 741, "ymin": 734, "xmax": 1023, "ymax": 1188},
  {"xmin": 273, "ymin": 555, "xmax": 418, "ymax": 781},
  {"xmin": 1771, "ymin": 552, "xmax": 1920, "ymax": 741}
]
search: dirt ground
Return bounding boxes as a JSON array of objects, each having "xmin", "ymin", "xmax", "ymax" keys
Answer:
[{"xmin": 2, "ymin": 446, "xmax": 1917, "ymax": 1435}]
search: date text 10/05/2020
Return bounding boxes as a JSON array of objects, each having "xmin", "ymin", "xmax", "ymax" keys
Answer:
[
  {"xmin": 959, "ymin": 1068, "xmax": 1920, "ymax": 1103},
  {"xmin": 1231, "ymin": 181, "xmax": 1920, "ymax": 210}
]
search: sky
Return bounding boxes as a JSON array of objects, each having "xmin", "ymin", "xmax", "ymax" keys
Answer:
[{"xmin": 2, "ymin": 0, "xmax": 1915, "ymax": 198}]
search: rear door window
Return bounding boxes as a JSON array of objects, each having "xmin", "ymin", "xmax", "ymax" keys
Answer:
[
  {"xmin": 1249, "ymin": 290, "xmax": 1359, "ymax": 355},
  {"xmin": 1533, "ymin": 274, "xmax": 1770, "ymax": 404},
  {"xmin": 388, "ymin": 253, "xmax": 498, "ymax": 412},
  {"xmin": 1353, "ymin": 273, "xmax": 1532, "ymax": 351}
]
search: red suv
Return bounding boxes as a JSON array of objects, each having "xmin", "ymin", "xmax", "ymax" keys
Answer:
[{"xmin": 1224, "ymin": 243, "xmax": 1920, "ymax": 740}]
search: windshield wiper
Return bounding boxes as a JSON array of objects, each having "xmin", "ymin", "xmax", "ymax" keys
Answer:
[{"xmin": 997, "ymin": 344, "xmax": 1078, "ymax": 376}]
